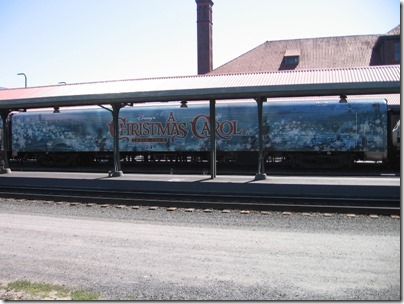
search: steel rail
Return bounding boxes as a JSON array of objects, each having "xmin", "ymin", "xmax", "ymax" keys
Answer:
[
  {"xmin": 0, "ymin": 184, "xmax": 399, "ymax": 205},
  {"xmin": 0, "ymin": 185, "xmax": 399, "ymax": 215}
]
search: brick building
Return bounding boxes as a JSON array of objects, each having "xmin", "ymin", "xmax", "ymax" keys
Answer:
[{"xmin": 195, "ymin": 0, "xmax": 400, "ymax": 107}]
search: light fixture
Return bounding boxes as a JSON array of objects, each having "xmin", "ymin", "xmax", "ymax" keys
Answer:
[
  {"xmin": 180, "ymin": 100, "xmax": 188, "ymax": 108},
  {"xmin": 339, "ymin": 94, "xmax": 348, "ymax": 103},
  {"xmin": 53, "ymin": 107, "xmax": 60, "ymax": 113},
  {"xmin": 17, "ymin": 73, "xmax": 27, "ymax": 88}
]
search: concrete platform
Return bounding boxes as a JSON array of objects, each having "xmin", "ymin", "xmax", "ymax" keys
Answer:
[{"xmin": 0, "ymin": 171, "xmax": 399, "ymax": 200}]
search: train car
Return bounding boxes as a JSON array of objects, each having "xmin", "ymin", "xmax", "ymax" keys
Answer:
[
  {"xmin": 8, "ymin": 99, "xmax": 399, "ymax": 168},
  {"xmin": 10, "ymin": 102, "xmax": 256, "ymax": 165},
  {"xmin": 264, "ymin": 99, "xmax": 389, "ymax": 168}
]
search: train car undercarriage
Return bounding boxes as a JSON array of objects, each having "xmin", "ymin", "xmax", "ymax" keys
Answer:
[{"xmin": 11, "ymin": 149, "xmax": 392, "ymax": 170}]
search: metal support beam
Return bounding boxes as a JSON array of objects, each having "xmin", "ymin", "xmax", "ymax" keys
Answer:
[
  {"xmin": 111, "ymin": 104, "xmax": 123, "ymax": 177},
  {"xmin": 210, "ymin": 99, "xmax": 216, "ymax": 179},
  {"xmin": 255, "ymin": 97, "xmax": 267, "ymax": 180},
  {"xmin": 0, "ymin": 110, "xmax": 11, "ymax": 174},
  {"xmin": 100, "ymin": 104, "xmax": 125, "ymax": 177},
  {"xmin": 109, "ymin": 104, "xmax": 124, "ymax": 177}
]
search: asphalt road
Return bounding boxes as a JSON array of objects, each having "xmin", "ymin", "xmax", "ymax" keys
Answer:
[{"xmin": 0, "ymin": 198, "xmax": 400, "ymax": 300}]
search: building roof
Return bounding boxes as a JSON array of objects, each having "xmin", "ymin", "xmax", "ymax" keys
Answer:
[
  {"xmin": 210, "ymin": 26, "xmax": 400, "ymax": 75},
  {"xmin": 0, "ymin": 65, "xmax": 399, "ymax": 110},
  {"xmin": 211, "ymin": 35, "xmax": 380, "ymax": 74},
  {"xmin": 387, "ymin": 25, "xmax": 401, "ymax": 35}
]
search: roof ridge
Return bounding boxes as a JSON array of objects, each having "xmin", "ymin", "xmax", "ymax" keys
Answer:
[
  {"xmin": 208, "ymin": 64, "xmax": 400, "ymax": 77},
  {"xmin": 3, "ymin": 65, "xmax": 399, "ymax": 91},
  {"xmin": 263, "ymin": 33, "xmax": 381, "ymax": 44},
  {"xmin": 2, "ymin": 73, "xmax": 220, "ymax": 90}
]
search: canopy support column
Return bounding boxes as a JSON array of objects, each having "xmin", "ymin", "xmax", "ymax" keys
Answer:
[
  {"xmin": 0, "ymin": 110, "xmax": 11, "ymax": 174},
  {"xmin": 110, "ymin": 103, "xmax": 124, "ymax": 177},
  {"xmin": 210, "ymin": 99, "xmax": 216, "ymax": 179},
  {"xmin": 255, "ymin": 97, "xmax": 267, "ymax": 180},
  {"xmin": 99, "ymin": 103, "xmax": 126, "ymax": 177}
]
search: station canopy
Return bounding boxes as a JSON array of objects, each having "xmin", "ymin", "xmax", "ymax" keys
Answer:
[{"xmin": 0, "ymin": 65, "xmax": 400, "ymax": 110}]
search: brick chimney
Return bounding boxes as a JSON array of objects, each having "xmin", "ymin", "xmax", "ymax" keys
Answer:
[{"xmin": 196, "ymin": 0, "xmax": 213, "ymax": 74}]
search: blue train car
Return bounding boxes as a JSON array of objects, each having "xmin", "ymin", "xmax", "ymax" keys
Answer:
[
  {"xmin": 10, "ymin": 99, "xmax": 389, "ymax": 167},
  {"xmin": 263, "ymin": 99, "xmax": 388, "ymax": 167},
  {"xmin": 11, "ymin": 103, "xmax": 257, "ymax": 153}
]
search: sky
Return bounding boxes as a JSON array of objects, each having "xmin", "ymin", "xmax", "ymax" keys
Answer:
[{"xmin": 0, "ymin": 0, "xmax": 401, "ymax": 89}]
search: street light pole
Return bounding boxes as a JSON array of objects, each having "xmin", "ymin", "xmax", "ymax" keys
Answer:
[{"xmin": 17, "ymin": 73, "xmax": 27, "ymax": 88}]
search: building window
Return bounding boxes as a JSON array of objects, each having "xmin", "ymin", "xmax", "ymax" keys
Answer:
[
  {"xmin": 284, "ymin": 56, "xmax": 299, "ymax": 65},
  {"xmin": 279, "ymin": 49, "xmax": 300, "ymax": 70},
  {"xmin": 283, "ymin": 49, "xmax": 300, "ymax": 66}
]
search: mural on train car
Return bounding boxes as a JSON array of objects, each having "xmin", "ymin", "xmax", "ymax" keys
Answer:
[
  {"xmin": 11, "ymin": 104, "xmax": 259, "ymax": 153},
  {"xmin": 11, "ymin": 100, "xmax": 388, "ymax": 154},
  {"xmin": 110, "ymin": 111, "xmax": 244, "ymax": 147},
  {"xmin": 263, "ymin": 100, "xmax": 388, "ymax": 153},
  {"xmin": 12, "ymin": 110, "xmax": 110, "ymax": 152}
]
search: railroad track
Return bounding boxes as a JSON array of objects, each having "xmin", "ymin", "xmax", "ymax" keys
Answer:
[
  {"xmin": 0, "ymin": 185, "xmax": 399, "ymax": 215},
  {"xmin": 8, "ymin": 162, "xmax": 400, "ymax": 177}
]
